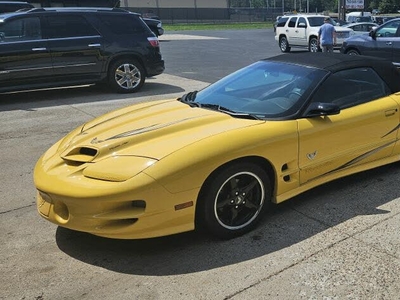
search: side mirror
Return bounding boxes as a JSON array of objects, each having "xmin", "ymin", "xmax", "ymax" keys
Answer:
[
  {"xmin": 305, "ymin": 102, "xmax": 340, "ymax": 117},
  {"xmin": 369, "ymin": 30, "xmax": 376, "ymax": 39}
]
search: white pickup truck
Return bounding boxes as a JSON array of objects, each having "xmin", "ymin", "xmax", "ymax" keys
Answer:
[{"xmin": 274, "ymin": 14, "xmax": 353, "ymax": 52}]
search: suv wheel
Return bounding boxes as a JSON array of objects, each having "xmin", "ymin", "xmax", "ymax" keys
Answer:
[
  {"xmin": 108, "ymin": 59, "xmax": 145, "ymax": 93},
  {"xmin": 309, "ymin": 37, "xmax": 319, "ymax": 52},
  {"xmin": 279, "ymin": 36, "xmax": 290, "ymax": 52}
]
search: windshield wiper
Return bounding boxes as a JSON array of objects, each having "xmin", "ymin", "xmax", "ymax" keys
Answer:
[
  {"xmin": 179, "ymin": 90, "xmax": 198, "ymax": 102},
  {"xmin": 201, "ymin": 104, "xmax": 261, "ymax": 120}
]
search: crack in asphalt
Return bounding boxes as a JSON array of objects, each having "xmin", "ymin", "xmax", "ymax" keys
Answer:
[{"xmin": 0, "ymin": 203, "xmax": 35, "ymax": 214}]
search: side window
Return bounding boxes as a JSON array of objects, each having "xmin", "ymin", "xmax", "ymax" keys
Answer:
[
  {"xmin": 97, "ymin": 15, "xmax": 146, "ymax": 34},
  {"xmin": 45, "ymin": 15, "xmax": 98, "ymax": 38},
  {"xmin": 311, "ymin": 68, "xmax": 390, "ymax": 109},
  {"xmin": 288, "ymin": 17, "xmax": 297, "ymax": 28},
  {"xmin": 376, "ymin": 20, "xmax": 400, "ymax": 37},
  {"xmin": 277, "ymin": 17, "xmax": 288, "ymax": 27},
  {"xmin": 298, "ymin": 17, "xmax": 307, "ymax": 28},
  {"xmin": 0, "ymin": 17, "xmax": 41, "ymax": 41}
]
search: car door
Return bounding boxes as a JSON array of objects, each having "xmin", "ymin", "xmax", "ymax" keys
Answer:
[
  {"xmin": 390, "ymin": 21, "xmax": 400, "ymax": 67},
  {"xmin": 297, "ymin": 67, "xmax": 399, "ymax": 184},
  {"xmin": 286, "ymin": 17, "xmax": 298, "ymax": 45},
  {"xmin": 294, "ymin": 17, "xmax": 308, "ymax": 45},
  {"xmin": 0, "ymin": 16, "xmax": 52, "ymax": 88},
  {"xmin": 43, "ymin": 14, "xmax": 104, "ymax": 79}
]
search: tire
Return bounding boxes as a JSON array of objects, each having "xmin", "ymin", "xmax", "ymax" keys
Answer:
[
  {"xmin": 279, "ymin": 36, "xmax": 290, "ymax": 52},
  {"xmin": 199, "ymin": 162, "xmax": 272, "ymax": 239},
  {"xmin": 346, "ymin": 49, "xmax": 360, "ymax": 56},
  {"xmin": 309, "ymin": 37, "xmax": 319, "ymax": 52},
  {"xmin": 108, "ymin": 59, "xmax": 145, "ymax": 93}
]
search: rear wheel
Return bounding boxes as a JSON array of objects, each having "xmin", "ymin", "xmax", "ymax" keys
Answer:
[
  {"xmin": 108, "ymin": 59, "xmax": 145, "ymax": 93},
  {"xmin": 199, "ymin": 162, "xmax": 272, "ymax": 239},
  {"xmin": 279, "ymin": 36, "xmax": 290, "ymax": 52}
]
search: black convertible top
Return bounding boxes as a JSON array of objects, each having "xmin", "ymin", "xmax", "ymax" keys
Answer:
[{"xmin": 267, "ymin": 53, "xmax": 400, "ymax": 93}]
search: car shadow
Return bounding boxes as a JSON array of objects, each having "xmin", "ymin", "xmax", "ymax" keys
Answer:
[
  {"xmin": 55, "ymin": 162, "xmax": 400, "ymax": 275},
  {"xmin": 0, "ymin": 79, "xmax": 185, "ymax": 112}
]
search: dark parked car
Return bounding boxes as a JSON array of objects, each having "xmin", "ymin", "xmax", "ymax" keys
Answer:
[
  {"xmin": 341, "ymin": 18, "xmax": 400, "ymax": 68},
  {"xmin": 0, "ymin": 7, "xmax": 164, "ymax": 93},
  {"xmin": 0, "ymin": 1, "xmax": 33, "ymax": 13}
]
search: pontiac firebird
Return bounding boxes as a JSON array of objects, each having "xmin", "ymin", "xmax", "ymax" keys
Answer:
[{"xmin": 34, "ymin": 53, "xmax": 400, "ymax": 239}]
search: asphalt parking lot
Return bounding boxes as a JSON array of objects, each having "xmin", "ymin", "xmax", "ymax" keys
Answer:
[{"xmin": 1, "ymin": 29, "xmax": 400, "ymax": 300}]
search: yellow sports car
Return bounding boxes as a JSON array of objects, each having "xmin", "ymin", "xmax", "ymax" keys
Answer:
[{"xmin": 34, "ymin": 53, "xmax": 400, "ymax": 239}]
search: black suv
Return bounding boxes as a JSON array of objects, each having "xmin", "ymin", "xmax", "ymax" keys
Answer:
[{"xmin": 0, "ymin": 7, "xmax": 165, "ymax": 93}]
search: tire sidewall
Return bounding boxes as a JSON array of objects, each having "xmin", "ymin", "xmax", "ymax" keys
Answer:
[
  {"xmin": 309, "ymin": 37, "xmax": 318, "ymax": 52},
  {"xmin": 280, "ymin": 36, "xmax": 290, "ymax": 53}
]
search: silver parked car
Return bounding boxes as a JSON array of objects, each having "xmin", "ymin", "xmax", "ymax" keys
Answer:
[{"xmin": 343, "ymin": 22, "xmax": 378, "ymax": 35}]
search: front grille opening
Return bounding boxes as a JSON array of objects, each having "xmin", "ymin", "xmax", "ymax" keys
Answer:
[{"xmin": 132, "ymin": 200, "xmax": 146, "ymax": 209}]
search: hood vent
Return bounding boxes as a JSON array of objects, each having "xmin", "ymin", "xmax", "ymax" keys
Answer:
[{"xmin": 61, "ymin": 146, "xmax": 98, "ymax": 163}]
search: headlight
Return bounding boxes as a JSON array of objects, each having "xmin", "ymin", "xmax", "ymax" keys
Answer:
[{"xmin": 83, "ymin": 156, "xmax": 157, "ymax": 182}]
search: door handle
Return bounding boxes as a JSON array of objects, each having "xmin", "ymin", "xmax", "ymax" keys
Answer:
[
  {"xmin": 88, "ymin": 43, "xmax": 101, "ymax": 47},
  {"xmin": 385, "ymin": 109, "xmax": 397, "ymax": 116},
  {"xmin": 386, "ymin": 42, "xmax": 393, "ymax": 46},
  {"xmin": 32, "ymin": 47, "xmax": 47, "ymax": 51}
]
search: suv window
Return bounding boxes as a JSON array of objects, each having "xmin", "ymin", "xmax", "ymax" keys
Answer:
[
  {"xmin": 0, "ymin": 16, "xmax": 41, "ymax": 41},
  {"xmin": 276, "ymin": 16, "xmax": 289, "ymax": 27},
  {"xmin": 307, "ymin": 17, "xmax": 325, "ymax": 26},
  {"xmin": 288, "ymin": 17, "xmax": 297, "ymax": 28},
  {"xmin": 97, "ymin": 14, "xmax": 146, "ymax": 34},
  {"xmin": 311, "ymin": 68, "xmax": 390, "ymax": 109},
  {"xmin": 45, "ymin": 15, "xmax": 98, "ymax": 38},
  {"xmin": 298, "ymin": 17, "xmax": 307, "ymax": 27},
  {"xmin": 376, "ymin": 20, "xmax": 400, "ymax": 37}
]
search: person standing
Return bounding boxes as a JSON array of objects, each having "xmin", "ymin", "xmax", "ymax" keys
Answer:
[{"xmin": 317, "ymin": 17, "xmax": 337, "ymax": 53}]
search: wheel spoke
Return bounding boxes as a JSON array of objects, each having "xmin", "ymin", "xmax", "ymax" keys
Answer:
[{"xmin": 241, "ymin": 179, "xmax": 258, "ymax": 194}]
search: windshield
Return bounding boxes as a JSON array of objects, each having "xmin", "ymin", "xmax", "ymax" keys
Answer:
[
  {"xmin": 188, "ymin": 61, "xmax": 327, "ymax": 119},
  {"xmin": 308, "ymin": 16, "xmax": 326, "ymax": 26}
]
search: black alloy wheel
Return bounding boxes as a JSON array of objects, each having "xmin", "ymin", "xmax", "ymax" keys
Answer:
[{"xmin": 199, "ymin": 162, "xmax": 272, "ymax": 239}]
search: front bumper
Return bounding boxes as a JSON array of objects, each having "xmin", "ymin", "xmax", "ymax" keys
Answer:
[{"xmin": 34, "ymin": 155, "xmax": 196, "ymax": 239}]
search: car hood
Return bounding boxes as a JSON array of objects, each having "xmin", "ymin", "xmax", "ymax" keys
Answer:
[
  {"xmin": 345, "ymin": 33, "xmax": 371, "ymax": 43},
  {"xmin": 57, "ymin": 99, "xmax": 264, "ymax": 163}
]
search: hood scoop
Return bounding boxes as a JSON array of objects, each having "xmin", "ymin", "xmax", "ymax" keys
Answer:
[{"xmin": 61, "ymin": 146, "xmax": 98, "ymax": 163}]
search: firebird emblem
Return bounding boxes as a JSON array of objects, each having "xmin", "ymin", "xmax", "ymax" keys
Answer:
[{"xmin": 307, "ymin": 151, "xmax": 317, "ymax": 160}]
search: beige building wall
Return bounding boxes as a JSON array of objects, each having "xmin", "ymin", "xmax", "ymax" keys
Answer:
[{"xmin": 122, "ymin": 0, "xmax": 228, "ymax": 9}]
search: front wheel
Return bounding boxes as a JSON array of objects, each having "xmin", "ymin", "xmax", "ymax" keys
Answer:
[
  {"xmin": 108, "ymin": 59, "xmax": 145, "ymax": 93},
  {"xmin": 279, "ymin": 36, "xmax": 290, "ymax": 52},
  {"xmin": 346, "ymin": 49, "xmax": 360, "ymax": 56},
  {"xmin": 199, "ymin": 162, "xmax": 272, "ymax": 239},
  {"xmin": 309, "ymin": 37, "xmax": 319, "ymax": 52}
]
